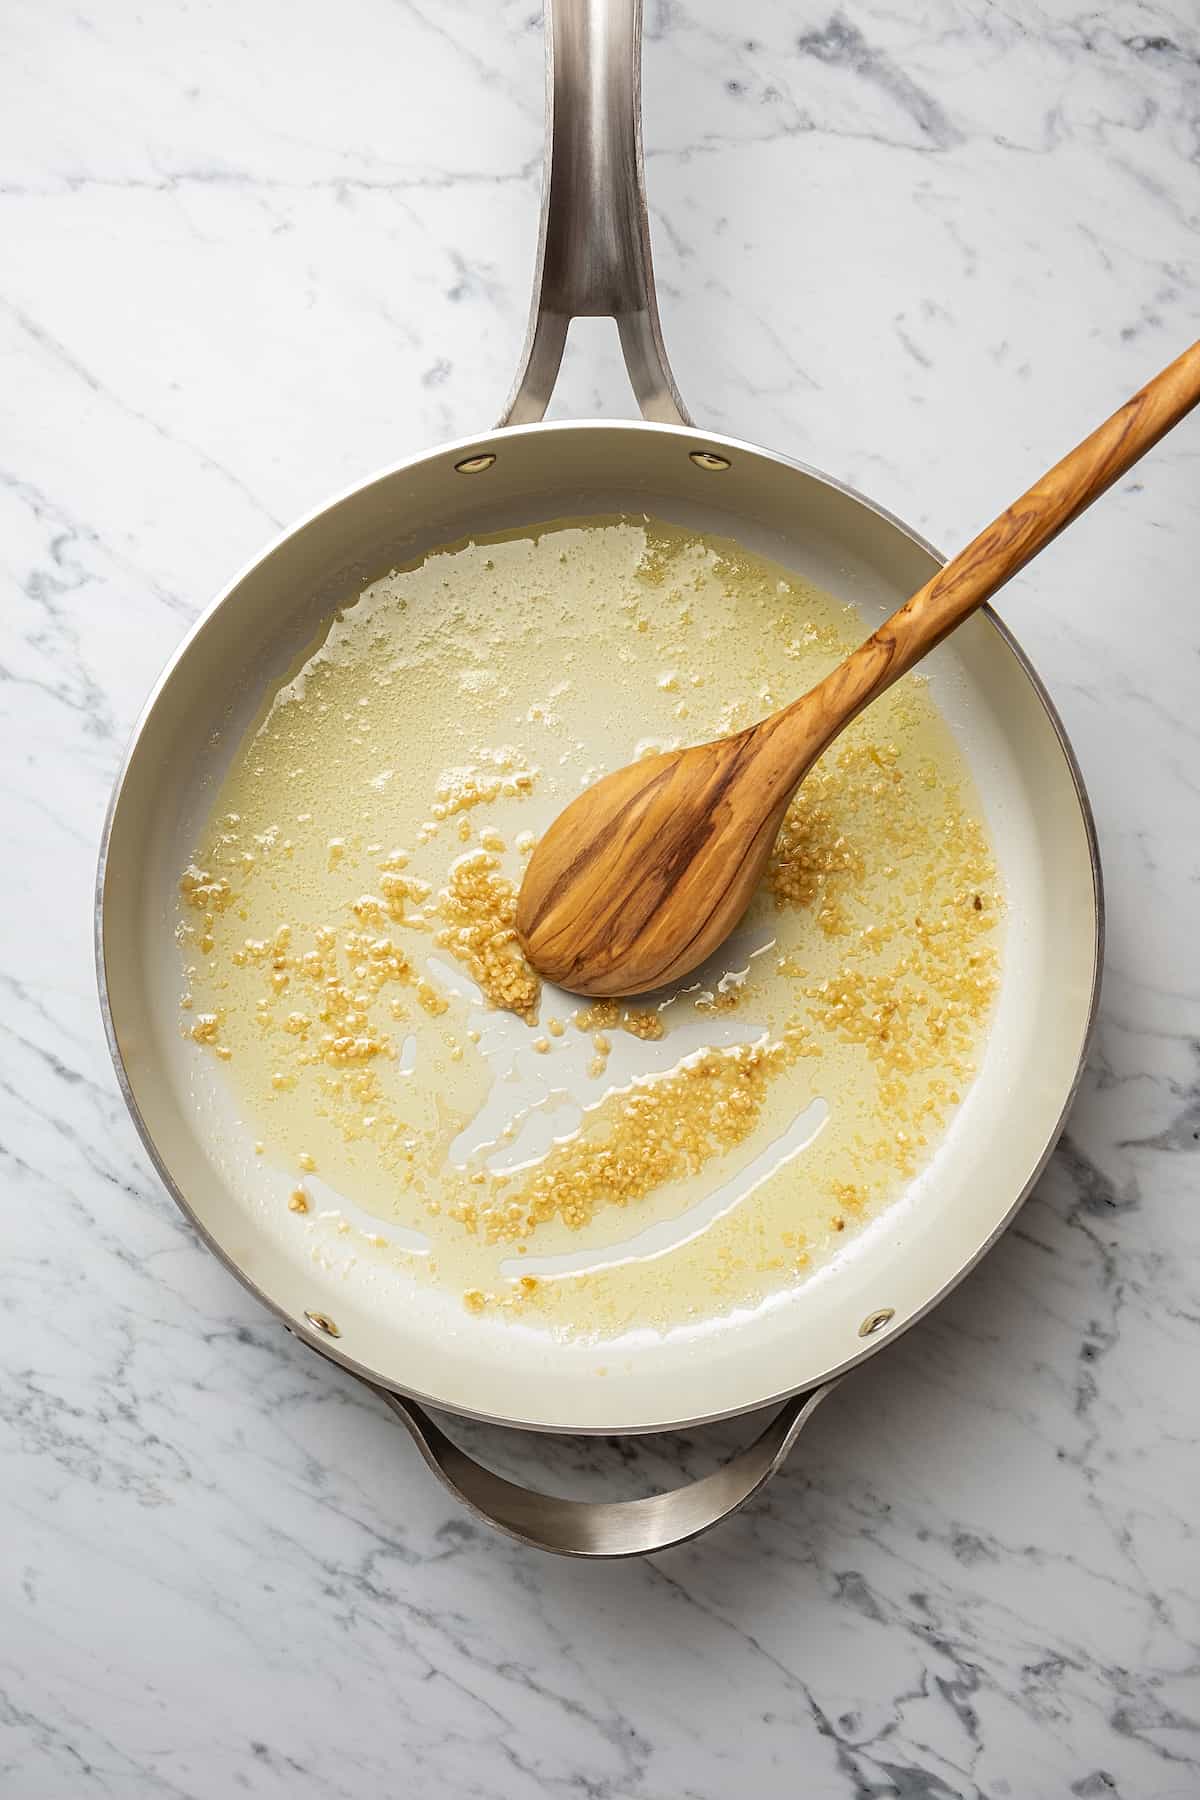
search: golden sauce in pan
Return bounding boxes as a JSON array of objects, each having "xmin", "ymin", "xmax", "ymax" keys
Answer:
[{"xmin": 178, "ymin": 519, "xmax": 1001, "ymax": 1339}]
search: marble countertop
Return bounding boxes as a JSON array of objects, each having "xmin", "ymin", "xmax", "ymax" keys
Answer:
[{"xmin": 4, "ymin": 1, "xmax": 1199, "ymax": 1794}]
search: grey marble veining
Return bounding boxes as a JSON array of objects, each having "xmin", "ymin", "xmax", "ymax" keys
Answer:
[{"xmin": 2, "ymin": 1, "xmax": 1199, "ymax": 1795}]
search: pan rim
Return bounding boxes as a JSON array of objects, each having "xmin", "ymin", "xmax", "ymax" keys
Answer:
[{"xmin": 96, "ymin": 416, "xmax": 1104, "ymax": 1437}]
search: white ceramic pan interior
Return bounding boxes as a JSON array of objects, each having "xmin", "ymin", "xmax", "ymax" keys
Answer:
[{"xmin": 97, "ymin": 0, "xmax": 1100, "ymax": 1551}]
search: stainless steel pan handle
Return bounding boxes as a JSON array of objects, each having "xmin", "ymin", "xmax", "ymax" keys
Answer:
[
  {"xmin": 499, "ymin": 0, "xmax": 692, "ymax": 427},
  {"xmin": 376, "ymin": 1382, "xmax": 838, "ymax": 1557}
]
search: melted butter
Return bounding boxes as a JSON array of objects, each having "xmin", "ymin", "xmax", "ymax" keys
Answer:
[{"xmin": 179, "ymin": 519, "xmax": 1002, "ymax": 1339}]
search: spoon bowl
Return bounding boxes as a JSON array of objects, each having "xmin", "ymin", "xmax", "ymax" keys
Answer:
[{"xmin": 516, "ymin": 715, "xmax": 823, "ymax": 996}]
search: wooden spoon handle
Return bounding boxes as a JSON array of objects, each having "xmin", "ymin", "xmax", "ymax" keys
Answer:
[{"xmin": 791, "ymin": 337, "xmax": 1200, "ymax": 752}]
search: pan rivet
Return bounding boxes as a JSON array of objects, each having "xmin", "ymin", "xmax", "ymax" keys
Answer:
[
  {"xmin": 305, "ymin": 1310, "xmax": 341, "ymax": 1339},
  {"xmin": 454, "ymin": 453, "xmax": 497, "ymax": 474},
  {"xmin": 689, "ymin": 450, "xmax": 731, "ymax": 471},
  {"xmin": 859, "ymin": 1308, "xmax": 895, "ymax": 1337}
]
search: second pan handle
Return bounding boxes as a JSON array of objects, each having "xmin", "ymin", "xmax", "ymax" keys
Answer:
[
  {"xmin": 376, "ymin": 1381, "xmax": 837, "ymax": 1557},
  {"xmin": 499, "ymin": 0, "xmax": 691, "ymax": 428}
]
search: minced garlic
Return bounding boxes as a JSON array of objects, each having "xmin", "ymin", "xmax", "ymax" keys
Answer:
[
  {"xmin": 447, "ymin": 1037, "xmax": 803, "ymax": 1244},
  {"xmin": 434, "ymin": 849, "xmax": 540, "ymax": 1021}
]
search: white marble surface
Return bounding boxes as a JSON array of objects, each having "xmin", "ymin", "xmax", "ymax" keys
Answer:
[{"xmin": 3, "ymin": 0, "xmax": 1200, "ymax": 1793}]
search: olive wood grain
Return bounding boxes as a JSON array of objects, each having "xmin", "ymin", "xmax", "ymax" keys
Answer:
[{"xmin": 517, "ymin": 339, "xmax": 1200, "ymax": 997}]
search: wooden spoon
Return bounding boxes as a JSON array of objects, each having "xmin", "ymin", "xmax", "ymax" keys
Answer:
[{"xmin": 517, "ymin": 340, "xmax": 1200, "ymax": 997}]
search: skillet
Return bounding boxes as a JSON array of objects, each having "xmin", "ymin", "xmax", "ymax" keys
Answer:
[{"xmin": 97, "ymin": 0, "xmax": 1102, "ymax": 1555}]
